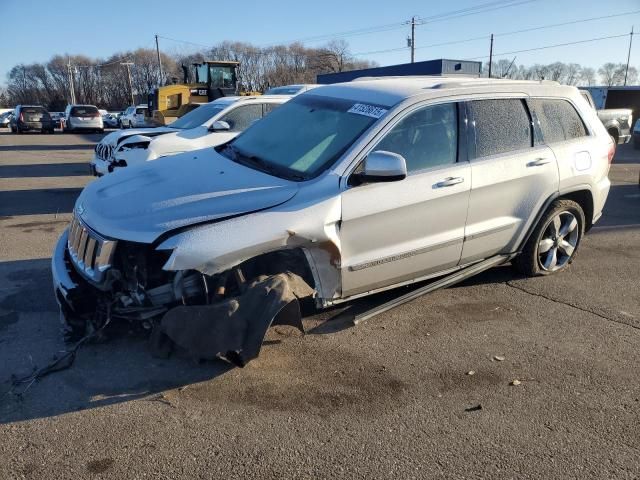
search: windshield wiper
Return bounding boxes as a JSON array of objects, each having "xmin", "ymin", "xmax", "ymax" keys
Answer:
[{"xmin": 224, "ymin": 144, "xmax": 307, "ymax": 181}]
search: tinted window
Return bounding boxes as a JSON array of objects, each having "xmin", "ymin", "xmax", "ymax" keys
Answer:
[
  {"xmin": 375, "ymin": 103, "xmax": 458, "ymax": 172},
  {"xmin": 135, "ymin": 107, "xmax": 147, "ymax": 115},
  {"xmin": 70, "ymin": 106, "xmax": 98, "ymax": 116},
  {"xmin": 470, "ymin": 99, "xmax": 531, "ymax": 158},
  {"xmin": 220, "ymin": 104, "xmax": 263, "ymax": 132},
  {"xmin": 22, "ymin": 107, "xmax": 46, "ymax": 114},
  {"xmin": 529, "ymin": 99, "xmax": 588, "ymax": 144}
]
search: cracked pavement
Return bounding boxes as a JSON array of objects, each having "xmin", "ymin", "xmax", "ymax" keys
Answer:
[{"xmin": 0, "ymin": 131, "xmax": 638, "ymax": 479}]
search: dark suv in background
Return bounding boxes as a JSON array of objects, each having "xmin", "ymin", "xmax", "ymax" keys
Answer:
[{"xmin": 10, "ymin": 105, "xmax": 54, "ymax": 134}]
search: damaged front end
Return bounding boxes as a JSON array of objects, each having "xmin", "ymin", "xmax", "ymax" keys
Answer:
[{"xmin": 52, "ymin": 220, "xmax": 315, "ymax": 367}]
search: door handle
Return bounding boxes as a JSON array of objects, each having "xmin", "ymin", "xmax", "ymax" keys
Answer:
[
  {"xmin": 435, "ymin": 177, "xmax": 464, "ymax": 188},
  {"xmin": 527, "ymin": 157, "xmax": 552, "ymax": 167}
]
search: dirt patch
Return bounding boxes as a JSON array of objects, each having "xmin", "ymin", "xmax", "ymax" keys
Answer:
[
  {"xmin": 174, "ymin": 340, "xmax": 408, "ymax": 417},
  {"xmin": 6, "ymin": 219, "xmax": 68, "ymax": 233},
  {"xmin": 87, "ymin": 458, "xmax": 114, "ymax": 474}
]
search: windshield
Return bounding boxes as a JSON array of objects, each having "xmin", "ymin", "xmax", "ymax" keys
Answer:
[
  {"xmin": 223, "ymin": 95, "xmax": 384, "ymax": 180},
  {"xmin": 265, "ymin": 86, "xmax": 303, "ymax": 95},
  {"xmin": 170, "ymin": 103, "xmax": 228, "ymax": 129}
]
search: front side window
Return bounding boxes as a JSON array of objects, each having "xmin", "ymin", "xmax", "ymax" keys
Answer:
[
  {"xmin": 220, "ymin": 104, "xmax": 263, "ymax": 132},
  {"xmin": 529, "ymin": 99, "xmax": 588, "ymax": 144},
  {"xmin": 469, "ymin": 99, "xmax": 532, "ymax": 158},
  {"xmin": 224, "ymin": 95, "xmax": 383, "ymax": 180},
  {"xmin": 374, "ymin": 103, "xmax": 458, "ymax": 173}
]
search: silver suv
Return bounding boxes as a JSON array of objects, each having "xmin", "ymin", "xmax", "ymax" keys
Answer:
[{"xmin": 52, "ymin": 77, "xmax": 612, "ymax": 363}]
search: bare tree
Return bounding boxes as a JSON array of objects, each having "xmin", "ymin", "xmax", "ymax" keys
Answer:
[
  {"xmin": 598, "ymin": 62, "xmax": 626, "ymax": 86},
  {"xmin": 579, "ymin": 67, "xmax": 596, "ymax": 86}
]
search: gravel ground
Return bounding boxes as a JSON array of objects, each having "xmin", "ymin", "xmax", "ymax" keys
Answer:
[{"xmin": 0, "ymin": 129, "xmax": 639, "ymax": 479}]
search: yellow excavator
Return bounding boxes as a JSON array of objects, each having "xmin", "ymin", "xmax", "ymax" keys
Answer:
[{"xmin": 149, "ymin": 60, "xmax": 258, "ymax": 125}]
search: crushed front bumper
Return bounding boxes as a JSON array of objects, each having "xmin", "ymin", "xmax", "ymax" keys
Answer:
[
  {"xmin": 90, "ymin": 155, "xmax": 110, "ymax": 176},
  {"xmin": 52, "ymin": 229, "xmax": 97, "ymax": 321}
]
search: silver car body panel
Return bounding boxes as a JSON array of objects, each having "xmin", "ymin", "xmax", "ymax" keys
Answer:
[{"xmin": 65, "ymin": 77, "xmax": 612, "ymax": 304}]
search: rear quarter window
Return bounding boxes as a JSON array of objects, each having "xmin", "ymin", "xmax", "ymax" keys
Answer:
[
  {"xmin": 469, "ymin": 99, "xmax": 532, "ymax": 158},
  {"xmin": 71, "ymin": 106, "xmax": 98, "ymax": 116},
  {"xmin": 529, "ymin": 99, "xmax": 588, "ymax": 144}
]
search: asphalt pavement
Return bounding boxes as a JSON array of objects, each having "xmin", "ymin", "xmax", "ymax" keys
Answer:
[{"xmin": 0, "ymin": 129, "xmax": 639, "ymax": 479}]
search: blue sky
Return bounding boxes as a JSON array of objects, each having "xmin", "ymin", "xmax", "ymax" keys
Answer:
[{"xmin": 1, "ymin": 0, "xmax": 638, "ymax": 85}]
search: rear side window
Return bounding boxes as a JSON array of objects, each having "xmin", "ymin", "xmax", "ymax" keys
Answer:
[
  {"xmin": 220, "ymin": 104, "xmax": 263, "ymax": 132},
  {"xmin": 135, "ymin": 107, "xmax": 147, "ymax": 115},
  {"xmin": 469, "ymin": 99, "xmax": 532, "ymax": 158},
  {"xmin": 71, "ymin": 106, "xmax": 98, "ymax": 116},
  {"xmin": 263, "ymin": 103, "xmax": 281, "ymax": 116},
  {"xmin": 22, "ymin": 107, "xmax": 46, "ymax": 114},
  {"xmin": 529, "ymin": 99, "xmax": 588, "ymax": 144}
]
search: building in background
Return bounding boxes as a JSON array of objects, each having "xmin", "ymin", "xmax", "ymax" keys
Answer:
[{"xmin": 317, "ymin": 59, "xmax": 482, "ymax": 84}]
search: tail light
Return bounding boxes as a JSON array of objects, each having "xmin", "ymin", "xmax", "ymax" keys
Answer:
[
  {"xmin": 19, "ymin": 113, "xmax": 24, "ymax": 122},
  {"xmin": 607, "ymin": 137, "xmax": 615, "ymax": 164}
]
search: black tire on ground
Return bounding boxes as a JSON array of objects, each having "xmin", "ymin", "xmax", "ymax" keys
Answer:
[{"xmin": 512, "ymin": 199, "xmax": 585, "ymax": 277}]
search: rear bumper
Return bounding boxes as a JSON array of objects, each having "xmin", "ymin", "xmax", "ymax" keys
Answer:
[{"xmin": 592, "ymin": 176, "xmax": 611, "ymax": 226}]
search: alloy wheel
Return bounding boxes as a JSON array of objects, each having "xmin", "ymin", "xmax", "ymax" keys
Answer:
[{"xmin": 538, "ymin": 211, "xmax": 579, "ymax": 272}]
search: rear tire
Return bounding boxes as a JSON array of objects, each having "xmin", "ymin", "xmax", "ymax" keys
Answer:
[{"xmin": 512, "ymin": 199, "xmax": 585, "ymax": 277}]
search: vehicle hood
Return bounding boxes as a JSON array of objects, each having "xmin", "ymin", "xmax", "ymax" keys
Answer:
[
  {"xmin": 100, "ymin": 126, "xmax": 178, "ymax": 148},
  {"xmin": 76, "ymin": 149, "xmax": 299, "ymax": 243}
]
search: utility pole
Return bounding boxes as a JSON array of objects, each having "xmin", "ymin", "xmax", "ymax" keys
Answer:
[
  {"xmin": 624, "ymin": 26, "xmax": 634, "ymax": 86},
  {"xmin": 410, "ymin": 16, "xmax": 416, "ymax": 63},
  {"xmin": 121, "ymin": 62, "xmax": 135, "ymax": 106},
  {"xmin": 67, "ymin": 57, "xmax": 76, "ymax": 104},
  {"xmin": 155, "ymin": 34, "xmax": 164, "ymax": 86},
  {"xmin": 488, "ymin": 34, "xmax": 494, "ymax": 78}
]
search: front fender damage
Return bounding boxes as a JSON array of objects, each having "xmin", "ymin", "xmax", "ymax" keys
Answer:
[{"xmin": 153, "ymin": 272, "xmax": 313, "ymax": 366}]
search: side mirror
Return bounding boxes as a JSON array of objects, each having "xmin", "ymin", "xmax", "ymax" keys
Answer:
[
  {"xmin": 353, "ymin": 151, "xmax": 407, "ymax": 185},
  {"xmin": 209, "ymin": 120, "xmax": 231, "ymax": 132}
]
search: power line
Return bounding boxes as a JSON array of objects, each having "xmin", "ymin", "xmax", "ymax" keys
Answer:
[
  {"xmin": 351, "ymin": 9, "xmax": 640, "ymax": 57},
  {"xmin": 158, "ymin": 0, "xmax": 536, "ymax": 51},
  {"xmin": 466, "ymin": 32, "xmax": 631, "ymax": 60}
]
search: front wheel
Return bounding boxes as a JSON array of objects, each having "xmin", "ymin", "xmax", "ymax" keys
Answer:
[{"xmin": 512, "ymin": 199, "xmax": 585, "ymax": 276}]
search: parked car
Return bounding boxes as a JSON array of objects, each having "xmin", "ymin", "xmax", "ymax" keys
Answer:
[
  {"xmin": 49, "ymin": 112, "xmax": 64, "ymax": 128},
  {"xmin": 264, "ymin": 84, "xmax": 319, "ymax": 95},
  {"xmin": 10, "ymin": 105, "xmax": 54, "ymax": 133},
  {"xmin": 63, "ymin": 104, "xmax": 104, "ymax": 133},
  {"xmin": 120, "ymin": 105, "xmax": 149, "ymax": 128},
  {"xmin": 91, "ymin": 95, "xmax": 291, "ymax": 175},
  {"xmin": 52, "ymin": 77, "xmax": 612, "ymax": 363},
  {"xmin": 103, "ymin": 113, "xmax": 120, "ymax": 128},
  {"xmin": 579, "ymin": 89, "xmax": 632, "ymax": 145},
  {"xmin": 0, "ymin": 111, "xmax": 13, "ymax": 128}
]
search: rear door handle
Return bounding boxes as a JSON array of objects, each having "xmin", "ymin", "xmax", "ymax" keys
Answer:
[
  {"xmin": 435, "ymin": 177, "xmax": 464, "ymax": 188},
  {"xmin": 527, "ymin": 157, "xmax": 552, "ymax": 167}
]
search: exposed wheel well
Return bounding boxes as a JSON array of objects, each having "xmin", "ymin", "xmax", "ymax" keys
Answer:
[
  {"xmin": 559, "ymin": 190, "xmax": 594, "ymax": 231},
  {"xmin": 235, "ymin": 248, "xmax": 316, "ymax": 291},
  {"xmin": 607, "ymin": 127, "xmax": 619, "ymax": 144}
]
